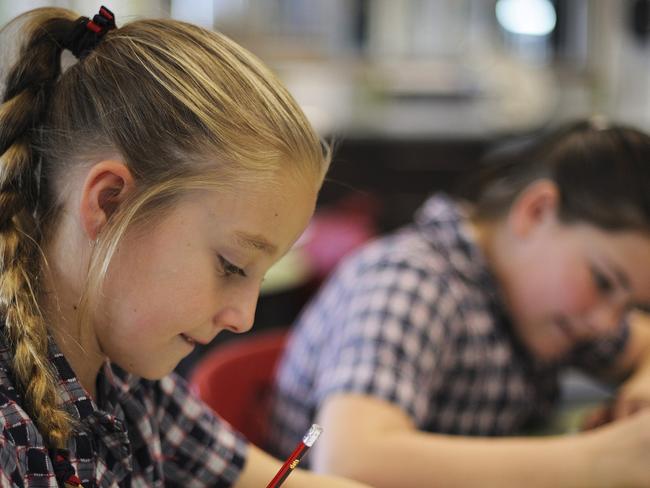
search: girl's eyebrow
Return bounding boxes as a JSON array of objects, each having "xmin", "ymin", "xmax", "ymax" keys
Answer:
[{"xmin": 235, "ymin": 230, "xmax": 277, "ymax": 255}]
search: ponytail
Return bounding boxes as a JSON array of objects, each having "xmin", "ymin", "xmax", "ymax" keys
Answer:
[{"xmin": 0, "ymin": 8, "xmax": 79, "ymax": 448}]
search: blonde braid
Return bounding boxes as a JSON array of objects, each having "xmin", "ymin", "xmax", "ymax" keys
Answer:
[{"xmin": 0, "ymin": 9, "xmax": 78, "ymax": 448}]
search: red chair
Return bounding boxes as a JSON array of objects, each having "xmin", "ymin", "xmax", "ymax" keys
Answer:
[{"xmin": 189, "ymin": 328, "xmax": 288, "ymax": 448}]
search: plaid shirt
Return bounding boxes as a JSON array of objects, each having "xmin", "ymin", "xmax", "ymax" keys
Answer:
[
  {"xmin": 269, "ymin": 194, "xmax": 629, "ymax": 461},
  {"xmin": 0, "ymin": 328, "xmax": 247, "ymax": 487}
]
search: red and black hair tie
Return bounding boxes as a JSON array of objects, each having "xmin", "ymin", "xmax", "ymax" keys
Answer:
[{"xmin": 64, "ymin": 5, "xmax": 116, "ymax": 60}]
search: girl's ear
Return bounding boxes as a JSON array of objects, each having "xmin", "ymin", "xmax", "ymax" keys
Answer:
[
  {"xmin": 508, "ymin": 179, "xmax": 559, "ymax": 238},
  {"xmin": 79, "ymin": 160, "xmax": 135, "ymax": 240}
]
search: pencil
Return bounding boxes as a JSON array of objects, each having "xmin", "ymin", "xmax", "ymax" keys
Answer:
[{"xmin": 265, "ymin": 424, "xmax": 323, "ymax": 488}]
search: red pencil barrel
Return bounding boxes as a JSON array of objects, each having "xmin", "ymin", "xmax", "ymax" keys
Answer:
[{"xmin": 265, "ymin": 442, "xmax": 308, "ymax": 488}]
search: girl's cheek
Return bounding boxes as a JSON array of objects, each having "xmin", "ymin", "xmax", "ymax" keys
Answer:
[
  {"xmin": 547, "ymin": 263, "xmax": 595, "ymax": 313},
  {"xmin": 561, "ymin": 275, "xmax": 599, "ymax": 315}
]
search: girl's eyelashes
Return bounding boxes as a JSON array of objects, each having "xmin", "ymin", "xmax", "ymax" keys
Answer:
[
  {"xmin": 218, "ymin": 255, "xmax": 247, "ymax": 277},
  {"xmin": 590, "ymin": 265, "xmax": 613, "ymax": 294}
]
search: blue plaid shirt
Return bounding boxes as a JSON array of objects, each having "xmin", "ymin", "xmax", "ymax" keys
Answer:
[
  {"xmin": 0, "ymin": 326, "xmax": 247, "ymax": 487},
  {"xmin": 269, "ymin": 194, "xmax": 629, "ymax": 462}
]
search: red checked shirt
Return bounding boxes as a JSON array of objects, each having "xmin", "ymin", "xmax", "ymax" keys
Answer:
[{"xmin": 0, "ymin": 326, "xmax": 248, "ymax": 487}]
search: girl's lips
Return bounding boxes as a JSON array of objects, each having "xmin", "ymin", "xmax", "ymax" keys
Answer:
[
  {"xmin": 180, "ymin": 333, "xmax": 196, "ymax": 346},
  {"xmin": 554, "ymin": 316, "xmax": 578, "ymax": 342}
]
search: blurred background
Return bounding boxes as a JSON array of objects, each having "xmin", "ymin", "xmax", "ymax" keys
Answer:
[{"xmin": 3, "ymin": 1, "xmax": 649, "ymax": 379}]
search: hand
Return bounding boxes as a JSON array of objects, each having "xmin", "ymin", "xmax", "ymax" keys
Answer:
[
  {"xmin": 586, "ymin": 409, "xmax": 650, "ymax": 487},
  {"xmin": 603, "ymin": 310, "xmax": 650, "ymax": 422},
  {"xmin": 583, "ymin": 315, "xmax": 650, "ymax": 430},
  {"xmin": 581, "ymin": 378, "xmax": 650, "ymax": 430},
  {"xmin": 607, "ymin": 363, "xmax": 650, "ymax": 422},
  {"xmin": 581, "ymin": 402, "xmax": 614, "ymax": 430}
]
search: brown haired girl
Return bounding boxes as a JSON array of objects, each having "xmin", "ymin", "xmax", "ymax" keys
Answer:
[{"xmin": 271, "ymin": 120, "xmax": 650, "ymax": 487}]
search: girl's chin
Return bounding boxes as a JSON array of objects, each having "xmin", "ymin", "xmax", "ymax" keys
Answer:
[
  {"xmin": 527, "ymin": 339, "xmax": 571, "ymax": 363},
  {"xmin": 116, "ymin": 359, "xmax": 180, "ymax": 380},
  {"xmin": 111, "ymin": 340, "xmax": 191, "ymax": 379},
  {"xmin": 516, "ymin": 320, "xmax": 574, "ymax": 362},
  {"xmin": 134, "ymin": 366, "xmax": 177, "ymax": 380}
]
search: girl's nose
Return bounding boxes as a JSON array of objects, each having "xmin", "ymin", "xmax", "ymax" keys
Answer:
[
  {"xmin": 587, "ymin": 302, "xmax": 624, "ymax": 335},
  {"xmin": 213, "ymin": 287, "xmax": 259, "ymax": 334}
]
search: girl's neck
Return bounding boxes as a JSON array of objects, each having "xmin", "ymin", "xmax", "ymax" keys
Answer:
[
  {"xmin": 41, "ymin": 230, "xmax": 105, "ymax": 399},
  {"xmin": 467, "ymin": 216, "xmax": 510, "ymax": 283},
  {"xmin": 47, "ymin": 316, "xmax": 104, "ymax": 399}
]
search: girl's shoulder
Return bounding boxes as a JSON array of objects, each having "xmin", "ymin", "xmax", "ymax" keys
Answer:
[{"xmin": 339, "ymin": 227, "xmax": 452, "ymax": 280}]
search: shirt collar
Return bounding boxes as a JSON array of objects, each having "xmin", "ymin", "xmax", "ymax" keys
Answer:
[
  {"xmin": 47, "ymin": 336, "xmax": 134, "ymax": 479},
  {"xmin": 414, "ymin": 193, "xmax": 497, "ymax": 293}
]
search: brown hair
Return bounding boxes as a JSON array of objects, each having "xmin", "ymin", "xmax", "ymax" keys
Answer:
[
  {"xmin": 464, "ymin": 119, "xmax": 650, "ymax": 231},
  {"xmin": 0, "ymin": 7, "xmax": 328, "ymax": 447}
]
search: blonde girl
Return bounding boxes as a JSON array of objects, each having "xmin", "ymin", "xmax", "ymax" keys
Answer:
[{"xmin": 0, "ymin": 6, "xmax": 368, "ymax": 487}]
